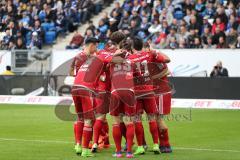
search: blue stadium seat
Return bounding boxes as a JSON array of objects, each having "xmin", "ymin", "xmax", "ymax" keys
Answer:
[
  {"xmin": 48, "ymin": 23, "xmax": 56, "ymax": 31},
  {"xmin": 174, "ymin": 11, "xmax": 184, "ymax": 20},
  {"xmin": 38, "ymin": 12, "xmax": 46, "ymax": 22},
  {"xmin": 41, "ymin": 23, "xmax": 49, "ymax": 32},
  {"xmin": 41, "ymin": 22, "xmax": 56, "ymax": 32},
  {"xmin": 44, "ymin": 31, "xmax": 56, "ymax": 44}
]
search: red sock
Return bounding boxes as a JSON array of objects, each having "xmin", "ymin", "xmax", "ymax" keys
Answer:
[
  {"xmin": 149, "ymin": 121, "xmax": 159, "ymax": 144},
  {"xmin": 135, "ymin": 121, "xmax": 144, "ymax": 146},
  {"xmin": 159, "ymin": 129, "xmax": 170, "ymax": 147},
  {"xmin": 126, "ymin": 123, "xmax": 135, "ymax": 152},
  {"xmin": 93, "ymin": 119, "xmax": 103, "ymax": 144},
  {"xmin": 112, "ymin": 124, "xmax": 122, "ymax": 152},
  {"xmin": 103, "ymin": 121, "xmax": 109, "ymax": 134},
  {"xmin": 74, "ymin": 121, "xmax": 84, "ymax": 144},
  {"xmin": 82, "ymin": 125, "xmax": 93, "ymax": 148},
  {"xmin": 120, "ymin": 122, "xmax": 126, "ymax": 140},
  {"xmin": 102, "ymin": 121, "xmax": 110, "ymax": 145}
]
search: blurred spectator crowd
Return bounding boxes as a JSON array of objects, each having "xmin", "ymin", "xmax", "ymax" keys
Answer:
[
  {"xmin": 79, "ymin": 0, "xmax": 240, "ymax": 49},
  {"xmin": 0, "ymin": 0, "xmax": 113, "ymax": 50}
]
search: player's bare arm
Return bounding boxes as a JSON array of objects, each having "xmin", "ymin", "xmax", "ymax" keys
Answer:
[
  {"xmin": 152, "ymin": 50, "xmax": 171, "ymax": 63},
  {"xmin": 151, "ymin": 68, "xmax": 170, "ymax": 80},
  {"xmin": 159, "ymin": 52, "xmax": 170, "ymax": 63}
]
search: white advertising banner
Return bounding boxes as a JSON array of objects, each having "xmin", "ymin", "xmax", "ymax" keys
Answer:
[
  {"xmin": 50, "ymin": 49, "xmax": 240, "ymax": 77},
  {"xmin": 0, "ymin": 96, "xmax": 239, "ymax": 110},
  {"xmin": 50, "ymin": 50, "xmax": 79, "ymax": 75},
  {"xmin": 171, "ymin": 98, "xmax": 240, "ymax": 110},
  {"xmin": 0, "ymin": 96, "xmax": 72, "ymax": 105},
  {"xmin": 162, "ymin": 49, "xmax": 240, "ymax": 77},
  {"xmin": 1, "ymin": 49, "xmax": 239, "ymax": 77}
]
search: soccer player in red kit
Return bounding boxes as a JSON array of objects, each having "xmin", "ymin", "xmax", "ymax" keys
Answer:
[
  {"xmin": 143, "ymin": 42, "xmax": 173, "ymax": 153},
  {"xmin": 71, "ymin": 37, "xmax": 101, "ymax": 157},
  {"xmin": 108, "ymin": 34, "xmax": 136, "ymax": 158},
  {"xmin": 70, "ymin": 39, "xmax": 98, "ymax": 154},
  {"xmin": 70, "ymin": 53, "xmax": 85, "ymax": 155},
  {"xmin": 127, "ymin": 37, "xmax": 170, "ymax": 155},
  {"xmin": 91, "ymin": 44, "xmax": 118, "ymax": 152},
  {"xmin": 156, "ymin": 68, "xmax": 173, "ymax": 153},
  {"xmin": 72, "ymin": 36, "xmax": 127, "ymax": 157}
]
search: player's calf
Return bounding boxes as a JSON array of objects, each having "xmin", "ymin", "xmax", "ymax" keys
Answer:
[
  {"xmin": 123, "ymin": 116, "xmax": 135, "ymax": 158},
  {"xmin": 147, "ymin": 114, "xmax": 160, "ymax": 154},
  {"xmin": 112, "ymin": 116, "xmax": 123, "ymax": 154},
  {"xmin": 134, "ymin": 115, "xmax": 146, "ymax": 155},
  {"xmin": 157, "ymin": 116, "xmax": 172, "ymax": 153},
  {"xmin": 92, "ymin": 114, "xmax": 106, "ymax": 153},
  {"xmin": 81, "ymin": 119, "xmax": 94, "ymax": 157},
  {"xmin": 73, "ymin": 120, "xmax": 84, "ymax": 155}
]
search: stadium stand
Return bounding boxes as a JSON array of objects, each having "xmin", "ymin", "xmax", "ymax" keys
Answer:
[
  {"xmin": 78, "ymin": 0, "xmax": 240, "ymax": 49},
  {"xmin": 0, "ymin": 0, "xmax": 114, "ymax": 50},
  {"xmin": 2, "ymin": 0, "xmax": 238, "ymax": 50}
]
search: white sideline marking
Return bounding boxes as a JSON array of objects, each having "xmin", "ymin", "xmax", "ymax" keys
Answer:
[
  {"xmin": 0, "ymin": 138, "xmax": 240, "ymax": 153},
  {"xmin": 0, "ymin": 138, "xmax": 72, "ymax": 144},
  {"xmin": 174, "ymin": 147, "xmax": 240, "ymax": 153}
]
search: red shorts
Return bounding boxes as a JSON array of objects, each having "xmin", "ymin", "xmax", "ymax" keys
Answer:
[
  {"xmin": 72, "ymin": 89, "xmax": 95, "ymax": 119},
  {"xmin": 94, "ymin": 93, "xmax": 110, "ymax": 114},
  {"xmin": 94, "ymin": 79, "xmax": 110, "ymax": 114},
  {"xmin": 109, "ymin": 90, "xmax": 136, "ymax": 116},
  {"xmin": 135, "ymin": 85, "xmax": 156, "ymax": 98},
  {"xmin": 136, "ymin": 97, "xmax": 159, "ymax": 114},
  {"xmin": 156, "ymin": 93, "xmax": 171, "ymax": 115}
]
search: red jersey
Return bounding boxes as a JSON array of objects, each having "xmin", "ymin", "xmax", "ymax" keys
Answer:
[
  {"xmin": 148, "ymin": 51, "xmax": 172, "ymax": 96},
  {"xmin": 71, "ymin": 51, "xmax": 88, "ymax": 76},
  {"xmin": 110, "ymin": 52, "xmax": 135, "ymax": 91},
  {"xmin": 127, "ymin": 50, "xmax": 167, "ymax": 98},
  {"xmin": 128, "ymin": 50, "xmax": 167, "ymax": 77},
  {"xmin": 95, "ymin": 48, "xmax": 117, "ymax": 91},
  {"xmin": 152, "ymin": 63, "xmax": 173, "ymax": 96},
  {"xmin": 74, "ymin": 52, "xmax": 114, "ymax": 90},
  {"xmin": 110, "ymin": 52, "xmax": 136, "ymax": 106}
]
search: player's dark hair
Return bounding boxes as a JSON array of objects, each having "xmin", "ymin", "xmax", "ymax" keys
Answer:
[
  {"xmin": 132, "ymin": 36, "xmax": 143, "ymax": 51},
  {"xmin": 119, "ymin": 38, "xmax": 132, "ymax": 52},
  {"xmin": 110, "ymin": 31, "xmax": 126, "ymax": 45},
  {"xmin": 6, "ymin": 66, "xmax": 11, "ymax": 71}
]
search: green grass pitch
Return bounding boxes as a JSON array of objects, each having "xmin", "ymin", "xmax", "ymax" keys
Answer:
[{"xmin": 0, "ymin": 104, "xmax": 240, "ymax": 160}]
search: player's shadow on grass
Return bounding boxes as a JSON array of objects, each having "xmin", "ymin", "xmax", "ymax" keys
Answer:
[{"xmin": 55, "ymin": 99, "xmax": 76, "ymax": 121}]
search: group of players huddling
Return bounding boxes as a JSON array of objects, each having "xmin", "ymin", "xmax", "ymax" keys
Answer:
[{"xmin": 69, "ymin": 31, "xmax": 173, "ymax": 158}]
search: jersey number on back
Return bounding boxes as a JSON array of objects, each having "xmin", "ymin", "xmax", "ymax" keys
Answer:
[
  {"xmin": 136, "ymin": 60, "xmax": 150, "ymax": 76},
  {"xmin": 114, "ymin": 63, "xmax": 131, "ymax": 72}
]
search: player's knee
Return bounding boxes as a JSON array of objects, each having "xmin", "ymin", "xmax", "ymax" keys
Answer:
[
  {"xmin": 120, "ymin": 114, "xmax": 124, "ymax": 122},
  {"xmin": 134, "ymin": 114, "xmax": 142, "ymax": 122},
  {"xmin": 77, "ymin": 117, "xmax": 84, "ymax": 122},
  {"xmin": 95, "ymin": 113, "xmax": 106, "ymax": 120},
  {"xmin": 112, "ymin": 116, "xmax": 121, "ymax": 125},
  {"xmin": 157, "ymin": 114, "xmax": 164, "ymax": 121},
  {"xmin": 84, "ymin": 119, "xmax": 93, "ymax": 126},
  {"xmin": 157, "ymin": 116, "xmax": 168, "ymax": 129},
  {"xmin": 147, "ymin": 114, "xmax": 157, "ymax": 121},
  {"xmin": 158, "ymin": 123, "xmax": 168, "ymax": 130},
  {"xmin": 123, "ymin": 116, "xmax": 135, "ymax": 125}
]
